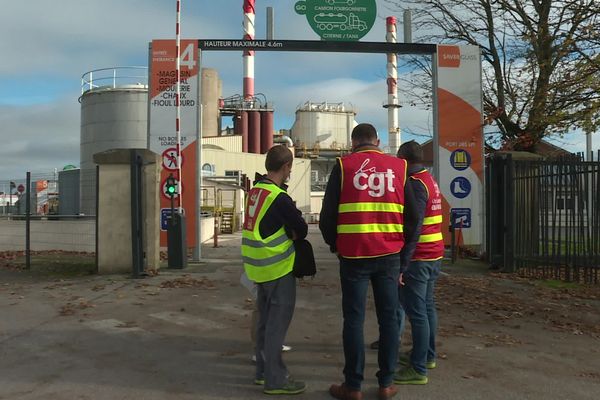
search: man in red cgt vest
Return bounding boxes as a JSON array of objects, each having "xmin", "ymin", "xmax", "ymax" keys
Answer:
[
  {"xmin": 320, "ymin": 123, "xmax": 417, "ymax": 400},
  {"xmin": 394, "ymin": 140, "xmax": 445, "ymax": 385}
]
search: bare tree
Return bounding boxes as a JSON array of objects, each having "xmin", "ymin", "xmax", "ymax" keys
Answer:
[{"xmin": 386, "ymin": 0, "xmax": 600, "ymax": 150}]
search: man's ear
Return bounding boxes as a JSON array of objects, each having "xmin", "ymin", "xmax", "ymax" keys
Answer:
[{"xmin": 376, "ymin": 138, "xmax": 381, "ymax": 147}]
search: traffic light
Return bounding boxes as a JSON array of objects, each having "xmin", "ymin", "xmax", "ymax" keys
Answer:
[{"xmin": 166, "ymin": 175, "xmax": 177, "ymax": 197}]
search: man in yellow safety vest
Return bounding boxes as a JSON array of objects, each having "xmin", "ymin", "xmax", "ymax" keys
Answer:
[{"xmin": 241, "ymin": 145, "xmax": 308, "ymax": 395}]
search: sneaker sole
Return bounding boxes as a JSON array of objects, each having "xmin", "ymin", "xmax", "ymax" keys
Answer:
[
  {"xmin": 263, "ymin": 388, "xmax": 306, "ymax": 395},
  {"xmin": 254, "ymin": 379, "xmax": 265, "ymax": 385},
  {"xmin": 393, "ymin": 378, "xmax": 428, "ymax": 385},
  {"xmin": 398, "ymin": 359, "xmax": 436, "ymax": 370}
]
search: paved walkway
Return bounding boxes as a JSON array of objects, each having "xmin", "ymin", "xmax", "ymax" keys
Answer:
[{"xmin": 1, "ymin": 226, "xmax": 599, "ymax": 399}]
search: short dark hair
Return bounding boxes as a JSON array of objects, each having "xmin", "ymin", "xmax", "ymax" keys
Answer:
[
  {"xmin": 265, "ymin": 145, "xmax": 293, "ymax": 172},
  {"xmin": 397, "ymin": 140, "xmax": 423, "ymax": 163},
  {"xmin": 351, "ymin": 123, "xmax": 378, "ymax": 144}
]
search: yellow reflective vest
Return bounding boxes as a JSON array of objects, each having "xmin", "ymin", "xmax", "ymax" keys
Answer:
[{"xmin": 241, "ymin": 182, "xmax": 295, "ymax": 283}]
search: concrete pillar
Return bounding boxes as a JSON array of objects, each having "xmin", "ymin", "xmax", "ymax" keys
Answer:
[{"xmin": 94, "ymin": 149, "xmax": 160, "ymax": 274}]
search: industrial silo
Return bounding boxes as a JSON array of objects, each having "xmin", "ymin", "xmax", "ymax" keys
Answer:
[
  {"xmin": 291, "ymin": 101, "xmax": 357, "ymax": 153},
  {"xmin": 79, "ymin": 67, "xmax": 148, "ymax": 215},
  {"xmin": 201, "ymin": 68, "xmax": 221, "ymax": 137}
]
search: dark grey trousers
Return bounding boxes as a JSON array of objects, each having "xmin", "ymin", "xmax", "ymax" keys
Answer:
[{"xmin": 255, "ymin": 272, "xmax": 296, "ymax": 389}]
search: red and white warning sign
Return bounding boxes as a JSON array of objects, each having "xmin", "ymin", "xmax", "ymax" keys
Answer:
[{"xmin": 162, "ymin": 147, "xmax": 182, "ymax": 171}]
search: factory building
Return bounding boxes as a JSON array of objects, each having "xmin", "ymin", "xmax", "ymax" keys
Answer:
[{"xmin": 78, "ymin": 66, "xmax": 311, "ymax": 233}]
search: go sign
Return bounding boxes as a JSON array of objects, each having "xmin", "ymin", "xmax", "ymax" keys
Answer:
[{"xmin": 294, "ymin": 0, "xmax": 376, "ymax": 41}]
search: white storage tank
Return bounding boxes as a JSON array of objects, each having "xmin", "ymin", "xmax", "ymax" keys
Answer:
[
  {"xmin": 79, "ymin": 67, "xmax": 148, "ymax": 215},
  {"xmin": 290, "ymin": 101, "xmax": 357, "ymax": 150}
]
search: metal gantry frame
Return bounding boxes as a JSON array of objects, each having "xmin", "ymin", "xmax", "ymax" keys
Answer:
[{"xmin": 192, "ymin": 39, "xmax": 441, "ymax": 259}]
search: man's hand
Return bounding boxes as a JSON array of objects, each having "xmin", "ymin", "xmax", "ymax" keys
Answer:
[{"xmin": 398, "ymin": 273, "xmax": 405, "ymax": 286}]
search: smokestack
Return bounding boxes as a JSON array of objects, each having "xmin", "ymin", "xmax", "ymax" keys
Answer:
[
  {"xmin": 266, "ymin": 7, "xmax": 274, "ymax": 40},
  {"xmin": 243, "ymin": 0, "xmax": 255, "ymax": 102},
  {"xmin": 385, "ymin": 16, "xmax": 401, "ymax": 155},
  {"xmin": 403, "ymin": 10, "xmax": 412, "ymax": 43}
]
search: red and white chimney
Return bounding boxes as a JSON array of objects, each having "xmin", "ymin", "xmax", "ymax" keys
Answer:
[
  {"xmin": 243, "ymin": 0, "xmax": 255, "ymax": 103},
  {"xmin": 385, "ymin": 16, "xmax": 401, "ymax": 155}
]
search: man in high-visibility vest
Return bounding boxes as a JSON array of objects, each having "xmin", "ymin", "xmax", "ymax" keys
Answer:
[
  {"xmin": 320, "ymin": 123, "xmax": 417, "ymax": 400},
  {"xmin": 241, "ymin": 145, "xmax": 308, "ymax": 395},
  {"xmin": 394, "ymin": 141, "xmax": 444, "ymax": 385}
]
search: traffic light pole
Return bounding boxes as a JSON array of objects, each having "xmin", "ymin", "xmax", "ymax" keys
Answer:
[
  {"xmin": 130, "ymin": 149, "xmax": 145, "ymax": 278},
  {"xmin": 166, "ymin": 174, "xmax": 187, "ymax": 269}
]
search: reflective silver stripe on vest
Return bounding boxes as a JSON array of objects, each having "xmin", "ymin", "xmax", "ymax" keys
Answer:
[
  {"xmin": 242, "ymin": 234, "xmax": 289, "ymax": 249},
  {"xmin": 242, "ymin": 244, "xmax": 295, "ymax": 267}
]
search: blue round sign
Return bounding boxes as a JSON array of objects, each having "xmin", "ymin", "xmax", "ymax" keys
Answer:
[
  {"xmin": 450, "ymin": 149, "xmax": 471, "ymax": 171},
  {"xmin": 450, "ymin": 177, "xmax": 471, "ymax": 199}
]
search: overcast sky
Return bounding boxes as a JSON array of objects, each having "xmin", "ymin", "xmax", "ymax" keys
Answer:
[{"xmin": 0, "ymin": 0, "xmax": 594, "ymax": 182}]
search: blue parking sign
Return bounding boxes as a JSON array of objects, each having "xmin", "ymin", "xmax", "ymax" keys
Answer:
[{"xmin": 161, "ymin": 208, "xmax": 172, "ymax": 231}]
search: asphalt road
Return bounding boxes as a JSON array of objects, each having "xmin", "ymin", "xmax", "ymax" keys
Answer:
[{"xmin": 1, "ymin": 226, "xmax": 599, "ymax": 399}]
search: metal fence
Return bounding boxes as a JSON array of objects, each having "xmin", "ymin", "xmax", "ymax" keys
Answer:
[
  {"xmin": 487, "ymin": 151, "xmax": 600, "ymax": 283},
  {"xmin": 0, "ymin": 169, "xmax": 97, "ymax": 273}
]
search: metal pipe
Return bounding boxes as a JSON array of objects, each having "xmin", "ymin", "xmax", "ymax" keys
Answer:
[
  {"xmin": 273, "ymin": 135, "xmax": 294, "ymax": 147},
  {"xmin": 214, "ymin": 215, "xmax": 219, "ymax": 248},
  {"xmin": 25, "ymin": 172, "xmax": 31, "ymax": 269}
]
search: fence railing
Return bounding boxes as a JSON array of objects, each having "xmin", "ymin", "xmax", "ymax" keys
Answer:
[
  {"xmin": 0, "ymin": 170, "xmax": 97, "ymax": 273},
  {"xmin": 487, "ymin": 151, "xmax": 600, "ymax": 284},
  {"xmin": 80, "ymin": 66, "xmax": 148, "ymax": 95}
]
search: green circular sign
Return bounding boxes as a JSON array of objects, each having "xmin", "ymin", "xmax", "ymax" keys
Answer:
[{"xmin": 295, "ymin": 0, "xmax": 377, "ymax": 42}]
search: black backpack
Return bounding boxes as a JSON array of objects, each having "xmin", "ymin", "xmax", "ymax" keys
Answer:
[{"xmin": 292, "ymin": 239, "xmax": 317, "ymax": 278}]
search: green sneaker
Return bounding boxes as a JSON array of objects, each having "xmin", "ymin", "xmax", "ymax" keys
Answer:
[
  {"xmin": 254, "ymin": 378, "xmax": 265, "ymax": 385},
  {"xmin": 263, "ymin": 379, "xmax": 306, "ymax": 395},
  {"xmin": 398, "ymin": 352, "xmax": 410, "ymax": 367},
  {"xmin": 398, "ymin": 352, "xmax": 436, "ymax": 369},
  {"xmin": 393, "ymin": 367, "xmax": 428, "ymax": 385}
]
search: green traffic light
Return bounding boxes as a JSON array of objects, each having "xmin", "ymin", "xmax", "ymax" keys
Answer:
[{"xmin": 167, "ymin": 185, "xmax": 176, "ymax": 194}]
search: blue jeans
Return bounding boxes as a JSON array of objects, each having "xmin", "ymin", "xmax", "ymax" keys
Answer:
[
  {"xmin": 339, "ymin": 253, "xmax": 401, "ymax": 390},
  {"xmin": 401, "ymin": 260, "xmax": 441, "ymax": 375}
]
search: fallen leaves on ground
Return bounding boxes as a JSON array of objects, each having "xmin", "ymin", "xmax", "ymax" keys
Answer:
[
  {"xmin": 437, "ymin": 274, "xmax": 600, "ymax": 339},
  {"xmin": 159, "ymin": 275, "xmax": 216, "ymax": 290},
  {"xmin": 59, "ymin": 299, "xmax": 95, "ymax": 316}
]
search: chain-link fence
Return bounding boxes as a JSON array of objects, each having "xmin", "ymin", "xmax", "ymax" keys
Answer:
[{"xmin": 0, "ymin": 169, "xmax": 97, "ymax": 274}]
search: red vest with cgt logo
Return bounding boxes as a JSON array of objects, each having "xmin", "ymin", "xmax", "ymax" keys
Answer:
[
  {"xmin": 336, "ymin": 150, "xmax": 407, "ymax": 258},
  {"xmin": 411, "ymin": 169, "xmax": 444, "ymax": 261}
]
